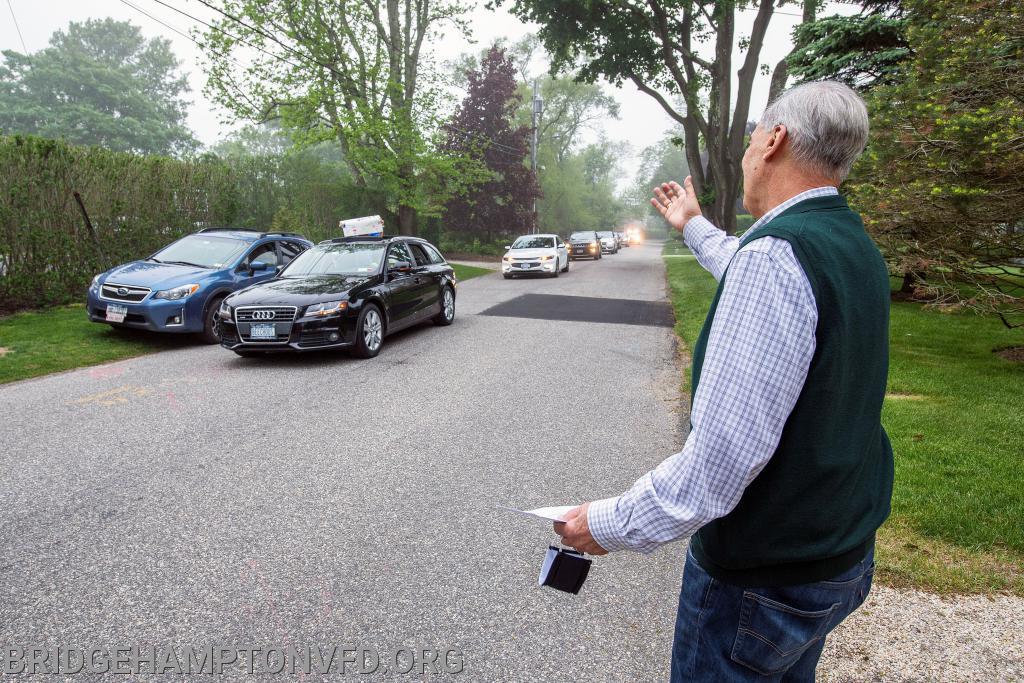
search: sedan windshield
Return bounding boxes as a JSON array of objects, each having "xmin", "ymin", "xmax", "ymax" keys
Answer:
[
  {"xmin": 151, "ymin": 235, "xmax": 248, "ymax": 268},
  {"xmin": 280, "ymin": 243, "xmax": 385, "ymax": 277},
  {"xmin": 597, "ymin": 231, "xmax": 614, "ymax": 238},
  {"xmin": 511, "ymin": 236, "xmax": 554, "ymax": 249},
  {"xmin": 570, "ymin": 232, "xmax": 595, "ymax": 241}
]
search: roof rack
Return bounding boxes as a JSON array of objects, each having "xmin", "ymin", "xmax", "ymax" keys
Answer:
[
  {"xmin": 321, "ymin": 235, "xmax": 393, "ymax": 244},
  {"xmin": 199, "ymin": 227, "xmax": 306, "ymax": 239}
]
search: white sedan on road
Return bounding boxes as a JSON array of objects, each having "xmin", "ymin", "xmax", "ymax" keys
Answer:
[{"xmin": 501, "ymin": 234, "xmax": 570, "ymax": 279}]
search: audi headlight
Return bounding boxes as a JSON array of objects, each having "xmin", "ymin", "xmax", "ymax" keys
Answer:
[
  {"xmin": 305, "ymin": 300, "xmax": 348, "ymax": 317},
  {"xmin": 153, "ymin": 284, "xmax": 199, "ymax": 300},
  {"xmin": 218, "ymin": 299, "xmax": 233, "ymax": 321}
]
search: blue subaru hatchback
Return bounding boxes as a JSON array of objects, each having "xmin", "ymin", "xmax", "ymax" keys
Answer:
[{"xmin": 87, "ymin": 228, "xmax": 313, "ymax": 343}]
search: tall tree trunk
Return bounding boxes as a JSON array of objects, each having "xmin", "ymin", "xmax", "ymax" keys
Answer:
[
  {"xmin": 398, "ymin": 204, "xmax": 418, "ymax": 236},
  {"xmin": 767, "ymin": 0, "xmax": 818, "ymax": 103}
]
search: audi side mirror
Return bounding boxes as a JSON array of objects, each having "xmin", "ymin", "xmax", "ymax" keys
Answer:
[{"xmin": 388, "ymin": 260, "xmax": 412, "ymax": 274}]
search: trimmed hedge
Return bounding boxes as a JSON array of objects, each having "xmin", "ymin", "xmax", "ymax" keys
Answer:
[
  {"xmin": 0, "ymin": 135, "xmax": 381, "ymax": 312},
  {"xmin": 0, "ymin": 136, "xmax": 239, "ymax": 311}
]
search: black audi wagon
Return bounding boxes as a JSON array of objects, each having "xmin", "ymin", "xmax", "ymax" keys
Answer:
[{"xmin": 218, "ymin": 236, "xmax": 457, "ymax": 358}]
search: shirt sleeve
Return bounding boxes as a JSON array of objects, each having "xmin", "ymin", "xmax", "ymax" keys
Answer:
[
  {"xmin": 588, "ymin": 241, "xmax": 817, "ymax": 553},
  {"xmin": 682, "ymin": 216, "xmax": 739, "ymax": 282}
]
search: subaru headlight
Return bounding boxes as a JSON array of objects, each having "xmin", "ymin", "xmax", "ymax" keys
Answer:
[
  {"xmin": 153, "ymin": 284, "xmax": 199, "ymax": 300},
  {"xmin": 305, "ymin": 300, "xmax": 348, "ymax": 317},
  {"xmin": 90, "ymin": 274, "xmax": 101, "ymax": 291},
  {"xmin": 218, "ymin": 299, "xmax": 233, "ymax": 321}
]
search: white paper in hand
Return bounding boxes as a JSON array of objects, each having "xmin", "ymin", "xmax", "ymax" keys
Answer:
[{"xmin": 498, "ymin": 504, "xmax": 577, "ymax": 523}]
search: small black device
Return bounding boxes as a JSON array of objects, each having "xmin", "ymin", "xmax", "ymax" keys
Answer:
[{"xmin": 538, "ymin": 545, "xmax": 592, "ymax": 594}]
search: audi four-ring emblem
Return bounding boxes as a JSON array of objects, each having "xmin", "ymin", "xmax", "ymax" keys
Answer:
[{"xmin": 251, "ymin": 310, "xmax": 276, "ymax": 320}]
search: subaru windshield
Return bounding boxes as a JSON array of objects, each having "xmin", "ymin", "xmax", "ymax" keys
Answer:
[
  {"xmin": 280, "ymin": 243, "xmax": 386, "ymax": 277},
  {"xmin": 512, "ymin": 237, "xmax": 554, "ymax": 249},
  {"xmin": 151, "ymin": 235, "xmax": 248, "ymax": 268}
]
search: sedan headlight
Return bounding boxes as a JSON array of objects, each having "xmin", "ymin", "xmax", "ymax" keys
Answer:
[
  {"xmin": 502, "ymin": 255, "xmax": 512, "ymax": 262},
  {"xmin": 153, "ymin": 284, "xmax": 199, "ymax": 300},
  {"xmin": 539, "ymin": 255, "xmax": 554, "ymax": 261},
  {"xmin": 218, "ymin": 299, "xmax": 233, "ymax": 321},
  {"xmin": 305, "ymin": 300, "xmax": 348, "ymax": 317},
  {"xmin": 90, "ymin": 274, "xmax": 101, "ymax": 290}
]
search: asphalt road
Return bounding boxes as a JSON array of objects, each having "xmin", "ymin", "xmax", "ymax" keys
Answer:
[{"xmin": 0, "ymin": 240, "xmax": 688, "ymax": 681}]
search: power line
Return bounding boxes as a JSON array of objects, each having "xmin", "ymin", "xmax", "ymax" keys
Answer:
[{"xmin": 6, "ymin": 0, "xmax": 28, "ymax": 52}]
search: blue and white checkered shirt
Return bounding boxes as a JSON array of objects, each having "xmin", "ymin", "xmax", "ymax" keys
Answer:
[{"xmin": 588, "ymin": 187, "xmax": 839, "ymax": 553}]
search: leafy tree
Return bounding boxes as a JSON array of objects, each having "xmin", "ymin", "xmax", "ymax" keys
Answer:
[
  {"xmin": 848, "ymin": 0, "xmax": 1024, "ymax": 328},
  {"xmin": 789, "ymin": 1, "xmax": 910, "ymax": 91},
  {"xmin": 499, "ymin": 0, "xmax": 816, "ymax": 234},
  {"xmin": 442, "ymin": 46, "xmax": 539, "ymax": 240},
  {"xmin": 627, "ymin": 134, "xmax": 691, "ymax": 217},
  {"xmin": 537, "ymin": 137, "xmax": 627, "ymax": 234},
  {"xmin": 201, "ymin": 0, "xmax": 472, "ymax": 235},
  {"xmin": 0, "ymin": 18, "xmax": 196, "ymax": 156},
  {"xmin": 210, "ymin": 123, "xmax": 382, "ymax": 239}
]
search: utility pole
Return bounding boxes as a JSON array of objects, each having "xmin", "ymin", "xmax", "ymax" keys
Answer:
[{"xmin": 531, "ymin": 79, "xmax": 543, "ymax": 234}]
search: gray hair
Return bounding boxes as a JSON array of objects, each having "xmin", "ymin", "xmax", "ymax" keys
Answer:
[{"xmin": 759, "ymin": 81, "xmax": 869, "ymax": 182}]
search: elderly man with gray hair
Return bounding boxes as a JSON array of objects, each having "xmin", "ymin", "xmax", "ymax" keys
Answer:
[{"xmin": 554, "ymin": 80, "xmax": 893, "ymax": 681}]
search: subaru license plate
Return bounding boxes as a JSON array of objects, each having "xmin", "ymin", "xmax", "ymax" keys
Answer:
[
  {"xmin": 250, "ymin": 323, "xmax": 277, "ymax": 339},
  {"xmin": 105, "ymin": 304, "xmax": 127, "ymax": 323}
]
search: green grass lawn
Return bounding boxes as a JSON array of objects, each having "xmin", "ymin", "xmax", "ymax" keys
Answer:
[
  {"xmin": 664, "ymin": 244, "xmax": 1024, "ymax": 595},
  {"xmin": 0, "ymin": 266, "xmax": 493, "ymax": 385},
  {"xmin": 451, "ymin": 263, "xmax": 492, "ymax": 281},
  {"xmin": 0, "ymin": 304, "xmax": 192, "ymax": 385}
]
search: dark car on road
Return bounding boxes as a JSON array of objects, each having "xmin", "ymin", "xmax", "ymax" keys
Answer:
[
  {"xmin": 218, "ymin": 236, "xmax": 457, "ymax": 358},
  {"xmin": 87, "ymin": 228, "xmax": 312, "ymax": 343},
  {"xmin": 569, "ymin": 231, "xmax": 603, "ymax": 260}
]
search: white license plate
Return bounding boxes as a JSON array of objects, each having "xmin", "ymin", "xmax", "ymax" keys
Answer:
[
  {"xmin": 105, "ymin": 304, "xmax": 127, "ymax": 323},
  {"xmin": 519, "ymin": 263, "xmax": 531, "ymax": 269},
  {"xmin": 249, "ymin": 323, "xmax": 277, "ymax": 339}
]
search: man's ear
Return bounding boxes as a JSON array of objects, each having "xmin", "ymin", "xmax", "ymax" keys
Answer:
[{"xmin": 763, "ymin": 124, "xmax": 788, "ymax": 162}]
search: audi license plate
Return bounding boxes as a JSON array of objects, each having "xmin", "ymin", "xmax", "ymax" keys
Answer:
[
  {"xmin": 250, "ymin": 323, "xmax": 276, "ymax": 339},
  {"xmin": 105, "ymin": 304, "xmax": 127, "ymax": 323}
]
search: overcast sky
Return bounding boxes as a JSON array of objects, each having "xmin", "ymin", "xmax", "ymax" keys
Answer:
[{"xmin": 1, "ymin": 0, "xmax": 856, "ymax": 190}]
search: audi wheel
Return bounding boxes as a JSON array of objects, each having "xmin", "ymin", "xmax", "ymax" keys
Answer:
[
  {"xmin": 432, "ymin": 286, "xmax": 455, "ymax": 326},
  {"xmin": 352, "ymin": 304, "xmax": 384, "ymax": 358}
]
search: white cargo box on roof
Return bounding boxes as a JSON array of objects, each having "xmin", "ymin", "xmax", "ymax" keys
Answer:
[{"xmin": 339, "ymin": 215, "xmax": 385, "ymax": 238}]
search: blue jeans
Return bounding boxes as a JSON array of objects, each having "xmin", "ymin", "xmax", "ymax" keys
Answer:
[{"xmin": 670, "ymin": 545, "xmax": 875, "ymax": 682}]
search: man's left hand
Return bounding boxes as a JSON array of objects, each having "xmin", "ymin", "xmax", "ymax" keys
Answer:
[{"xmin": 553, "ymin": 503, "xmax": 608, "ymax": 556}]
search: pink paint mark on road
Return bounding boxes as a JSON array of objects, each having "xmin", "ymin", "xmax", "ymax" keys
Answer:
[
  {"xmin": 89, "ymin": 364, "xmax": 126, "ymax": 379},
  {"xmin": 165, "ymin": 390, "xmax": 183, "ymax": 412}
]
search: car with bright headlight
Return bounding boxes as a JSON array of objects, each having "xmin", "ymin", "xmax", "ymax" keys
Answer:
[
  {"xmin": 86, "ymin": 228, "xmax": 312, "ymax": 343},
  {"xmin": 217, "ymin": 236, "xmax": 457, "ymax": 358},
  {"xmin": 568, "ymin": 231, "xmax": 603, "ymax": 260},
  {"xmin": 501, "ymin": 234, "xmax": 569, "ymax": 279},
  {"xmin": 597, "ymin": 230, "xmax": 619, "ymax": 254}
]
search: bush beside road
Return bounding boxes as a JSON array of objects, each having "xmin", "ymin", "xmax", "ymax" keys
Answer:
[{"xmin": 664, "ymin": 244, "xmax": 1024, "ymax": 596}]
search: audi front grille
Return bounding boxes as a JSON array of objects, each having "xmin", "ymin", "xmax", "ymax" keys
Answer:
[{"xmin": 234, "ymin": 306, "xmax": 298, "ymax": 323}]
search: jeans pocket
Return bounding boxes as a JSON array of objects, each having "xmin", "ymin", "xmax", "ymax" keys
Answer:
[{"xmin": 730, "ymin": 591, "xmax": 840, "ymax": 676}]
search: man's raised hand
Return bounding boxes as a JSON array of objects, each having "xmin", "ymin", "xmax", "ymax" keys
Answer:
[{"xmin": 651, "ymin": 176, "xmax": 702, "ymax": 233}]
